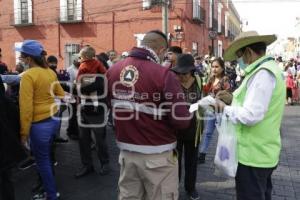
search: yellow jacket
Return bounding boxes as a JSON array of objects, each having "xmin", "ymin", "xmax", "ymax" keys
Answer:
[{"xmin": 19, "ymin": 67, "xmax": 65, "ymax": 137}]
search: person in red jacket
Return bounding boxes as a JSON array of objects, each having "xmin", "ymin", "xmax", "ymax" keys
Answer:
[
  {"xmin": 74, "ymin": 46, "xmax": 110, "ymax": 178},
  {"xmin": 286, "ymin": 71, "xmax": 294, "ymax": 105},
  {"xmin": 107, "ymin": 30, "xmax": 191, "ymax": 200}
]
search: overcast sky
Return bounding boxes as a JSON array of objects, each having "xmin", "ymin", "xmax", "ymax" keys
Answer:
[{"xmin": 232, "ymin": 0, "xmax": 300, "ymax": 38}]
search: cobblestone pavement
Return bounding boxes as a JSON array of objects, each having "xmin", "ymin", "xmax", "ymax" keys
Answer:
[{"xmin": 14, "ymin": 106, "xmax": 300, "ymax": 200}]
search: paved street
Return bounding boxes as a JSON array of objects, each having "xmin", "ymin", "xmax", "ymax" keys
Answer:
[{"xmin": 14, "ymin": 106, "xmax": 300, "ymax": 200}]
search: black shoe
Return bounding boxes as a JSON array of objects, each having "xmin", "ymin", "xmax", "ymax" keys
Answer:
[
  {"xmin": 198, "ymin": 153, "xmax": 206, "ymax": 164},
  {"xmin": 99, "ymin": 164, "xmax": 110, "ymax": 176},
  {"xmin": 91, "ymin": 143, "xmax": 96, "ymax": 150},
  {"xmin": 32, "ymin": 181, "xmax": 43, "ymax": 194},
  {"xmin": 74, "ymin": 166, "xmax": 94, "ymax": 178},
  {"xmin": 188, "ymin": 190, "xmax": 200, "ymax": 200},
  {"xmin": 55, "ymin": 136, "xmax": 68, "ymax": 143},
  {"xmin": 18, "ymin": 157, "xmax": 36, "ymax": 170}
]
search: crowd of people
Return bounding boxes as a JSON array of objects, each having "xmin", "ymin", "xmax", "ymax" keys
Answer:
[
  {"xmin": 0, "ymin": 29, "xmax": 292, "ymax": 200},
  {"xmin": 279, "ymin": 57, "xmax": 300, "ymax": 105}
]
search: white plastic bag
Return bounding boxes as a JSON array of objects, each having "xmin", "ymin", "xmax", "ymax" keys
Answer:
[
  {"xmin": 189, "ymin": 95, "xmax": 216, "ymax": 113},
  {"xmin": 214, "ymin": 113, "xmax": 238, "ymax": 177}
]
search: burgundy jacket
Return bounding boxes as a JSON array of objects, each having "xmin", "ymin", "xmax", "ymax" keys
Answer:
[{"xmin": 106, "ymin": 47, "xmax": 190, "ymax": 154}]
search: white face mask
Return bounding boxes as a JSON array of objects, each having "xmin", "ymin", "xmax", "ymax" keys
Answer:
[
  {"xmin": 20, "ymin": 61, "xmax": 30, "ymax": 71},
  {"xmin": 237, "ymin": 57, "xmax": 248, "ymax": 70}
]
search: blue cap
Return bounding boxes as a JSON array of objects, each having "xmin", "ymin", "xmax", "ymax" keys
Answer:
[{"xmin": 15, "ymin": 40, "xmax": 44, "ymax": 57}]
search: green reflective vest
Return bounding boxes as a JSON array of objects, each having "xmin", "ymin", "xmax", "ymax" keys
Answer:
[{"xmin": 232, "ymin": 55, "xmax": 286, "ymax": 168}]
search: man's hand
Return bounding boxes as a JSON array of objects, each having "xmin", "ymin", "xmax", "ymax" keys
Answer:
[
  {"xmin": 212, "ymin": 99, "xmax": 226, "ymax": 113},
  {"xmin": 216, "ymin": 90, "xmax": 233, "ymax": 105}
]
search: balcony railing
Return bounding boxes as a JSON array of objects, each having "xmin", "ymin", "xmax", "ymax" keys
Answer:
[
  {"xmin": 211, "ymin": 18, "xmax": 218, "ymax": 31},
  {"xmin": 59, "ymin": 3, "xmax": 83, "ymax": 24},
  {"xmin": 218, "ymin": 25, "xmax": 225, "ymax": 35},
  {"xmin": 192, "ymin": 6, "xmax": 205, "ymax": 23},
  {"xmin": 143, "ymin": 0, "xmax": 172, "ymax": 10},
  {"xmin": 228, "ymin": 30, "xmax": 236, "ymax": 41},
  {"xmin": 10, "ymin": 13, "xmax": 34, "ymax": 27},
  {"xmin": 59, "ymin": 14, "xmax": 83, "ymax": 23}
]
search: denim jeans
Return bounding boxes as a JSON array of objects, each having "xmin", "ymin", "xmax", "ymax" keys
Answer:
[
  {"xmin": 30, "ymin": 117, "xmax": 60, "ymax": 200},
  {"xmin": 199, "ymin": 112, "xmax": 216, "ymax": 154}
]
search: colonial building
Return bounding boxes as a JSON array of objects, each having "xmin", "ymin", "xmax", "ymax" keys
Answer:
[{"xmin": 0, "ymin": 0, "xmax": 241, "ymax": 69}]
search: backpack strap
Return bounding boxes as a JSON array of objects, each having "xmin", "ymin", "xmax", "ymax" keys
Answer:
[
  {"xmin": 194, "ymin": 72, "xmax": 203, "ymax": 98},
  {"xmin": 194, "ymin": 72, "xmax": 204, "ymax": 147}
]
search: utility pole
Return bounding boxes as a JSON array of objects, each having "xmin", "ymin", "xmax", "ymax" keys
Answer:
[{"xmin": 162, "ymin": 0, "xmax": 169, "ymax": 35}]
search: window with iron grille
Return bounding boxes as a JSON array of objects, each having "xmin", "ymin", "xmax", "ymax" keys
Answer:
[
  {"xmin": 20, "ymin": 0, "xmax": 28, "ymax": 23},
  {"xmin": 60, "ymin": 0, "xmax": 82, "ymax": 22},
  {"xmin": 217, "ymin": 3, "xmax": 223, "ymax": 33},
  {"xmin": 209, "ymin": 0, "xmax": 213, "ymax": 28},
  {"xmin": 142, "ymin": 0, "xmax": 171, "ymax": 10},
  {"xmin": 64, "ymin": 43, "xmax": 80, "ymax": 69},
  {"xmin": 192, "ymin": 0, "xmax": 200, "ymax": 19},
  {"xmin": 67, "ymin": 0, "xmax": 75, "ymax": 20},
  {"xmin": 13, "ymin": 0, "xmax": 32, "ymax": 25},
  {"xmin": 192, "ymin": 0, "xmax": 205, "ymax": 23}
]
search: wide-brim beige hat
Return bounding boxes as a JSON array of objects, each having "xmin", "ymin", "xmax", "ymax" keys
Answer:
[{"xmin": 224, "ymin": 31, "xmax": 277, "ymax": 61}]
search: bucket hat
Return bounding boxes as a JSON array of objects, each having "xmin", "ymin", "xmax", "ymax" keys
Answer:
[{"xmin": 171, "ymin": 54, "xmax": 195, "ymax": 74}]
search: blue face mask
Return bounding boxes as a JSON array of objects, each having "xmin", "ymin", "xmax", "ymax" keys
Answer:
[{"xmin": 237, "ymin": 57, "xmax": 248, "ymax": 70}]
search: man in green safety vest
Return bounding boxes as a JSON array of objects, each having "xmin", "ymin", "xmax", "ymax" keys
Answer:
[{"xmin": 214, "ymin": 31, "xmax": 285, "ymax": 200}]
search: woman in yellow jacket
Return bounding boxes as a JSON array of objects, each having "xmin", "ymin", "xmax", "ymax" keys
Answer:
[{"xmin": 17, "ymin": 40, "xmax": 65, "ymax": 200}]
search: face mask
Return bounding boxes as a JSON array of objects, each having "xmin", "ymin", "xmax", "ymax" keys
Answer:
[
  {"xmin": 237, "ymin": 57, "xmax": 248, "ymax": 70},
  {"xmin": 20, "ymin": 61, "xmax": 30, "ymax": 71},
  {"xmin": 49, "ymin": 64, "xmax": 57, "ymax": 69}
]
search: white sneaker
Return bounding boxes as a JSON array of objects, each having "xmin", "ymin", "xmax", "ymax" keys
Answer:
[
  {"xmin": 31, "ymin": 192, "xmax": 46, "ymax": 200},
  {"xmin": 31, "ymin": 192, "xmax": 60, "ymax": 200}
]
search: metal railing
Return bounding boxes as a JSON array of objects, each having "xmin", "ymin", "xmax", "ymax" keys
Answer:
[
  {"xmin": 10, "ymin": 11, "xmax": 33, "ymax": 26},
  {"xmin": 192, "ymin": 5, "xmax": 205, "ymax": 23},
  {"xmin": 59, "ymin": 5, "xmax": 83, "ymax": 23}
]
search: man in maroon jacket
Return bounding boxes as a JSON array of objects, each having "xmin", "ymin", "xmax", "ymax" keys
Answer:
[
  {"xmin": 107, "ymin": 30, "xmax": 191, "ymax": 199},
  {"xmin": 0, "ymin": 53, "xmax": 8, "ymax": 75}
]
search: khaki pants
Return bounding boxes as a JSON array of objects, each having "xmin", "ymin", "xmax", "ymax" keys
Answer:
[{"xmin": 118, "ymin": 150, "xmax": 179, "ymax": 200}]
